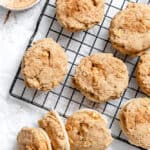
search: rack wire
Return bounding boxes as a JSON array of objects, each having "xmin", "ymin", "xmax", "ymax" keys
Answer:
[{"xmin": 9, "ymin": 0, "xmax": 150, "ymax": 149}]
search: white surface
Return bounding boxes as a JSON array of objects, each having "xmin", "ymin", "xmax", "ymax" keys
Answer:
[{"xmin": 0, "ymin": 0, "xmax": 142, "ymax": 149}]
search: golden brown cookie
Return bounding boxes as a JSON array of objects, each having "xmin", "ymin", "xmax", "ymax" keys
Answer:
[
  {"xmin": 136, "ymin": 52, "xmax": 150, "ymax": 96},
  {"xmin": 119, "ymin": 98, "xmax": 150, "ymax": 149},
  {"xmin": 17, "ymin": 127, "xmax": 52, "ymax": 150},
  {"xmin": 22, "ymin": 38, "xmax": 67, "ymax": 91},
  {"xmin": 56, "ymin": 0, "xmax": 104, "ymax": 32},
  {"xmin": 73, "ymin": 53, "xmax": 129, "ymax": 103},
  {"xmin": 38, "ymin": 110, "xmax": 70, "ymax": 150},
  {"xmin": 109, "ymin": 3, "xmax": 150, "ymax": 57},
  {"xmin": 66, "ymin": 109, "xmax": 113, "ymax": 150}
]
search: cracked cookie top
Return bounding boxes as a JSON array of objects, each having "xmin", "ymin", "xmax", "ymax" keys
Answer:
[
  {"xmin": 73, "ymin": 53, "xmax": 128, "ymax": 102},
  {"xmin": 109, "ymin": 3, "xmax": 150, "ymax": 57},
  {"xmin": 66, "ymin": 109, "xmax": 113, "ymax": 150},
  {"xmin": 119, "ymin": 98, "xmax": 150, "ymax": 149},
  {"xmin": 56, "ymin": 0, "xmax": 104, "ymax": 32},
  {"xmin": 22, "ymin": 38, "xmax": 67, "ymax": 91}
]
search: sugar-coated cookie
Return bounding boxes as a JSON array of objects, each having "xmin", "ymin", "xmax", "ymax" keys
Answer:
[
  {"xmin": 73, "ymin": 53, "xmax": 128, "ymax": 103},
  {"xmin": 22, "ymin": 38, "xmax": 67, "ymax": 91},
  {"xmin": 56, "ymin": 0, "xmax": 104, "ymax": 32}
]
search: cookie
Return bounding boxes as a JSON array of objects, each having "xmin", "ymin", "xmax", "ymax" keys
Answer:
[
  {"xmin": 17, "ymin": 127, "xmax": 52, "ymax": 150},
  {"xmin": 136, "ymin": 52, "xmax": 150, "ymax": 96},
  {"xmin": 66, "ymin": 109, "xmax": 113, "ymax": 150},
  {"xmin": 38, "ymin": 110, "xmax": 70, "ymax": 150},
  {"xmin": 22, "ymin": 38, "xmax": 67, "ymax": 91},
  {"xmin": 119, "ymin": 98, "xmax": 150, "ymax": 149},
  {"xmin": 109, "ymin": 3, "xmax": 150, "ymax": 57},
  {"xmin": 73, "ymin": 53, "xmax": 128, "ymax": 103},
  {"xmin": 56, "ymin": 0, "xmax": 104, "ymax": 32}
]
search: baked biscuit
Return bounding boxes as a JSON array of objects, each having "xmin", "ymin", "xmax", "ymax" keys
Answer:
[
  {"xmin": 136, "ymin": 52, "xmax": 150, "ymax": 96},
  {"xmin": 22, "ymin": 38, "xmax": 67, "ymax": 91},
  {"xmin": 56, "ymin": 0, "xmax": 104, "ymax": 32},
  {"xmin": 17, "ymin": 127, "xmax": 52, "ymax": 150},
  {"xmin": 109, "ymin": 3, "xmax": 150, "ymax": 57},
  {"xmin": 38, "ymin": 110, "xmax": 70, "ymax": 150},
  {"xmin": 73, "ymin": 53, "xmax": 128, "ymax": 103},
  {"xmin": 66, "ymin": 109, "xmax": 113, "ymax": 150},
  {"xmin": 119, "ymin": 98, "xmax": 150, "ymax": 149}
]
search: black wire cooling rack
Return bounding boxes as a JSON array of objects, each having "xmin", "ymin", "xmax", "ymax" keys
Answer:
[{"xmin": 9, "ymin": 0, "xmax": 150, "ymax": 149}]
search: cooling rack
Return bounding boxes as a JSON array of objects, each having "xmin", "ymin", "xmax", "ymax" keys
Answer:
[{"xmin": 9, "ymin": 0, "xmax": 150, "ymax": 149}]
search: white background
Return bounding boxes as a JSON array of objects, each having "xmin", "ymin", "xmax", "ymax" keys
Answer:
[{"xmin": 0, "ymin": 0, "xmax": 141, "ymax": 149}]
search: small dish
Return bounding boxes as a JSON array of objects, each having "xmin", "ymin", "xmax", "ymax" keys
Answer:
[{"xmin": 0, "ymin": 0, "xmax": 41, "ymax": 11}]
